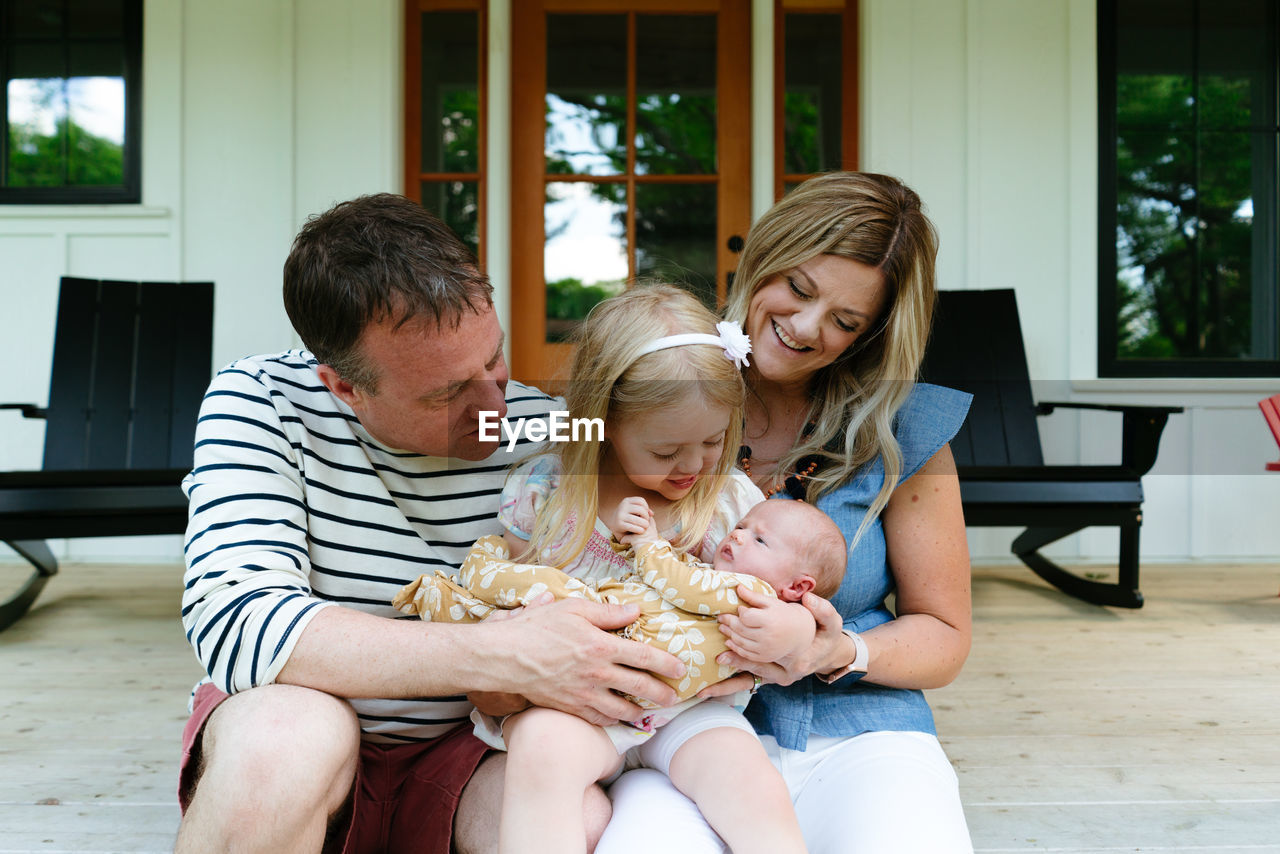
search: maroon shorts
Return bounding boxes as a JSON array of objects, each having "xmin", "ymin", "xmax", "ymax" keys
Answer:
[{"xmin": 179, "ymin": 683, "xmax": 490, "ymax": 854}]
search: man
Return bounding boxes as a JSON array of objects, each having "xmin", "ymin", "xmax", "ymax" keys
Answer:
[{"xmin": 175, "ymin": 194, "xmax": 684, "ymax": 853}]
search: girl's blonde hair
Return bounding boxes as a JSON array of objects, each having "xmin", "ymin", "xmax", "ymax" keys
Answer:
[
  {"xmin": 520, "ymin": 284, "xmax": 746, "ymax": 568},
  {"xmin": 723, "ymin": 172, "xmax": 938, "ymax": 545}
]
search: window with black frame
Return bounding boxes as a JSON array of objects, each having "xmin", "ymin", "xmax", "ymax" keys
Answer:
[
  {"xmin": 1099, "ymin": 0, "xmax": 1279, "ymax": 377},
  {"xmin": 1, "ymin": 0, "xmax": 141, "ymax": 204}
]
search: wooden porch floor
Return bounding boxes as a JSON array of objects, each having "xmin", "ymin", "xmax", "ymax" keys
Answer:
[{"xmin": 1, "ymin": 559, "xmax": 1278, "ymax": 852}]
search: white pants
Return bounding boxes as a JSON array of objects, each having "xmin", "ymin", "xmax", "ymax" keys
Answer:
[{"xmin": 596, "ymin": 730, "xmax": 973, "ymax": 854}]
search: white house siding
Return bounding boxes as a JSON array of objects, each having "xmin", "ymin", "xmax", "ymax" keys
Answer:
[
  {"xmin": 0, "ymin": 0, "xmax": 401, "ymax": 562},
  {"xmin": 0, "ymin": 0, "xmax": 1274, "ymax": 563},
  {"xmin": 862, "ymin": 0, "xmax": 1279, "ymax": 565}
]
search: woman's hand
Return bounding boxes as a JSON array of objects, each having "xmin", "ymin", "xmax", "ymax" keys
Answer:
[{"xmin": 717, "ymin": 586, "xmax": 851, "ymax": 685}]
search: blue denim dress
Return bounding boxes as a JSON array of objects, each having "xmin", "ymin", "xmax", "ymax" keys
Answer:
[{"xmin": 744, "ymin": 382, "xmax": 972, "ymax": 751}]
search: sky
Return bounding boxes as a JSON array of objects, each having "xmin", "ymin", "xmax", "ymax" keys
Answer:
[{"xmin": 7, "ymin": 76, "xmax": 125, "ymax": 144}]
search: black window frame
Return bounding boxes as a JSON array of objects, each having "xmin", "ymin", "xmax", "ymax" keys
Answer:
[
  {"xmin": 1098, "ymin": 0, "xmax": 1280, "ymax": 378},
  {"xmin": 0, "ymin": 0, "xmax": 143, "ymax": 205}
]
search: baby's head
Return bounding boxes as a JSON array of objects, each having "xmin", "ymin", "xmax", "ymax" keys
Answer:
[{"xmin": 714, "ymin": 500, "xmax": 846, "ymax": 602}]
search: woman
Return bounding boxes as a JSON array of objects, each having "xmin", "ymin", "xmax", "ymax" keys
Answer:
[{"xmin": 596, "ymin": 172, "xmax": 974, "ymax": 853}]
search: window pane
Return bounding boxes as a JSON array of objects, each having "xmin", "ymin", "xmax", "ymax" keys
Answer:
[
  {"xmin": 636, "ymin": 183, "xmax": 717, "ymax": 309},
  {"xmin": 544, "ymin": 181, "xmax": 627, "ymax": 342},
  {"xmin": 1116, "ymin": 131, "xmax": 1198, "ymax": 359},
  {"xmin": 421, "ymin": 12, "xmax": 479, "ymax": 174},
  {"xmin": 1199, "ymin": 0, "xmax": 1275, "ymax": 129},
  {"xmin": 1108, "ymin": 0, "xmax": 1279, "ymax": 372},
  {"xmin": 635, "ymin": 14, "xmax": 716, "ymax": 176},
  {"xmin": 67, "ymin": 45, "xmax": 126, "ymax": 186},
  {"xmin": 69, "ymin": 0, "xmax": 125, "ymax": 38},
  {"xmin": 1196, "ymin": 131, "xmax": 1264, "ymax": 359},
  {"xmin": 784, "ymin": 13, "xmax": 842, "ymax": 174},
  {"xmin": 421, "ymin": 180, "xmax": 480, "ymax": 258},
  {"xmin": 7, "ymin": 0, "xmax": 63, "ymax": 38},
  {"xmin": 7, "ymin": 41, "xmax": 125, "ymax": 190},
  {"xmin": 546, "ymin": 15, "xmax": 626, "ymax": 176}
]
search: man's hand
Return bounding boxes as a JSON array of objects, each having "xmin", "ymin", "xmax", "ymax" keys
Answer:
[{"xmin": 477, "ymin": 597, "xmax": 685, "ymax": 726}]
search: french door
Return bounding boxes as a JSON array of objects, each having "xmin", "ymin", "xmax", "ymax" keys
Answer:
[{"xmin": 509, "ymin": 0, "xmax": 752, "ymax": 384}]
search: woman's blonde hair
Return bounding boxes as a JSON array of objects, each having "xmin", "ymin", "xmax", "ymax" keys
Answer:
[
  {"xmin": 724, "ymin": 172, "xmax": 938, "ymax": 544},
  {"xmin": 520, "ymin": 284, "xmax": 745, "ymax": 568}
]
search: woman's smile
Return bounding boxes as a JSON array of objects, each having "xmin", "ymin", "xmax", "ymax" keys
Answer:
[{"xmin": 771, "ymin": 319, "xmax": 812, "ymax": 352}]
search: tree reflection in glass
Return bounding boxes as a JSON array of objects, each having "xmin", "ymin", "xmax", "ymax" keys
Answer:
[
  {"xmin": 7, "ymin": 76, "xmax": 124, "ymax": 187},
  {"xmin": 1112, "ymin": 0, "xmax": 1276, "ymax": 364},
  {"xmin": 544, "ymin": 181, "xmax": 627, "ymax": 343}
]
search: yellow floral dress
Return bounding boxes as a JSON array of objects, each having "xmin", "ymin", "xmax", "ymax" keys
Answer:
[{"xmin": 393, "ymin": 534, "xmax": 777, "ymax": 747}]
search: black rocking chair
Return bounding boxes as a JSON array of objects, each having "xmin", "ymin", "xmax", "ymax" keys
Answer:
[
  {"xmin": 0, "ymin": 277, "xmax": 213, "ymax": 630},
  {"xmin": 920, "ymin": 288, "xmax": 1183, "ymax": 608}
]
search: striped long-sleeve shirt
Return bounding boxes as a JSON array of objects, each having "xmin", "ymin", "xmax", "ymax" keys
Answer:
[{"xmin": 180, "ymin": 350, "xmax": 556, "ymax": 742}]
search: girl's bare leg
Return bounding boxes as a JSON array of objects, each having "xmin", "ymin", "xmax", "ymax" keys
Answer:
[
  {"xmin": 498, "ymin": 707, "xmax": 624, "ymax": 854},
  {"xmin": 667, "ymin": 727, "xmax": 807, "ymax": 854}
]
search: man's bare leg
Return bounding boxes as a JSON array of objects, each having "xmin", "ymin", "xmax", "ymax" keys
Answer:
[{"xmin": 175, "ymin": 685, "xmax": 360, "ymax": 854}]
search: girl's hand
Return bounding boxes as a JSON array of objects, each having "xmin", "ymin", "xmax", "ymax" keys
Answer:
[
  {"xmin": 609, "ymin": 496, "xmax": 659, "ymax": 544},
  {"xmin": 717, "ymin": 585, "xmax": 816, "ymax": 684}
]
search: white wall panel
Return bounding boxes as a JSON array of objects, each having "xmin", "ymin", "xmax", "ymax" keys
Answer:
[
  {"xmin": 67, "ymin": 234, "xmax": 175, "ymax": 280},
  {"xmin": 293, "ymin": 0, "xmax": 400, "ymax": 227},
  {"xmin": 0, "ymin": 235, "xmax": 61, "ymax": 471},
  {"xmin": 180, "ymin": 0, "xmax": 296, "ymax": 370}
]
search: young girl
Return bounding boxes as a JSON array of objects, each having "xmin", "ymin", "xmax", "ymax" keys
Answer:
[{"xmin": 481, "ymin": 285, "xmax": 807, "ymax": 854}]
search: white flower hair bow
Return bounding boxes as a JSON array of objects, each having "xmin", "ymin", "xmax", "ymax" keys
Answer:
[
  {"xmin": 636, "ymin": 320, "xmax": 753, "ymax": 370},
  {"xmin": 714, "ymin": 320, "xmax": 752, "ymax": 369}
]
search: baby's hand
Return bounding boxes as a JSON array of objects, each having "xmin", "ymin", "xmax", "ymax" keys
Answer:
[
  {"xmin": 717, "ymin": 585, "xmax": 817, "ymax": 682},
  {"xmin": 609, "ymin": 496, "xmax": 658, "ymax": 544}
]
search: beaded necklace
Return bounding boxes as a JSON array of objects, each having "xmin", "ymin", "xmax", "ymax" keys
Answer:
[{"xmin": 737, "ymin": 421, "xmax": 821, "ymax": 500}]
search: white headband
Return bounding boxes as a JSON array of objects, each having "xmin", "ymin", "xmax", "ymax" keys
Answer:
[{"xmin": 636, "ymin": 320, "xmax": 752, "ymax": 370}]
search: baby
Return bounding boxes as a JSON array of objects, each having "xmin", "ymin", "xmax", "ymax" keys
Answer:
[
  {"xmin": 394, "ymin": 497, "xmax": 847, "ymax": 710},
  {"xmin": 393, "ymin": 498, "xmax": 847, "ymax": 854}
]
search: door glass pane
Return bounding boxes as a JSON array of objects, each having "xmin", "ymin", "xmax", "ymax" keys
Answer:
[
  {"xmin": 783, "ymin": 13, "xmax": 842, "ymax": 174},
  {"xmin": 421, "ymin": 12, "xmax": 479, "ymax": 173},
  {"xmin": 635, "ymin": 14, "xmax": 716, "ymax": 175},
  {"xmin": 545, "ymin": 181, "xmax": 627, "ymax": 342},
  {"xmin": 636, "ymin": 183, "xmax": 717, "ymax": 308},
  {"xmin": 547, "ymin": 15, "xmax": 626, "ymax": 176},
  {"xmin": 421, "ymin": 180, "xmax": 479, "ymax": 257}
]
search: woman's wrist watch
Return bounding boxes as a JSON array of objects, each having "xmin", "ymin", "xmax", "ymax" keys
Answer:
[{"xmin": 816, "ymin": 629, "xmax": 869, "ymax": 683}]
